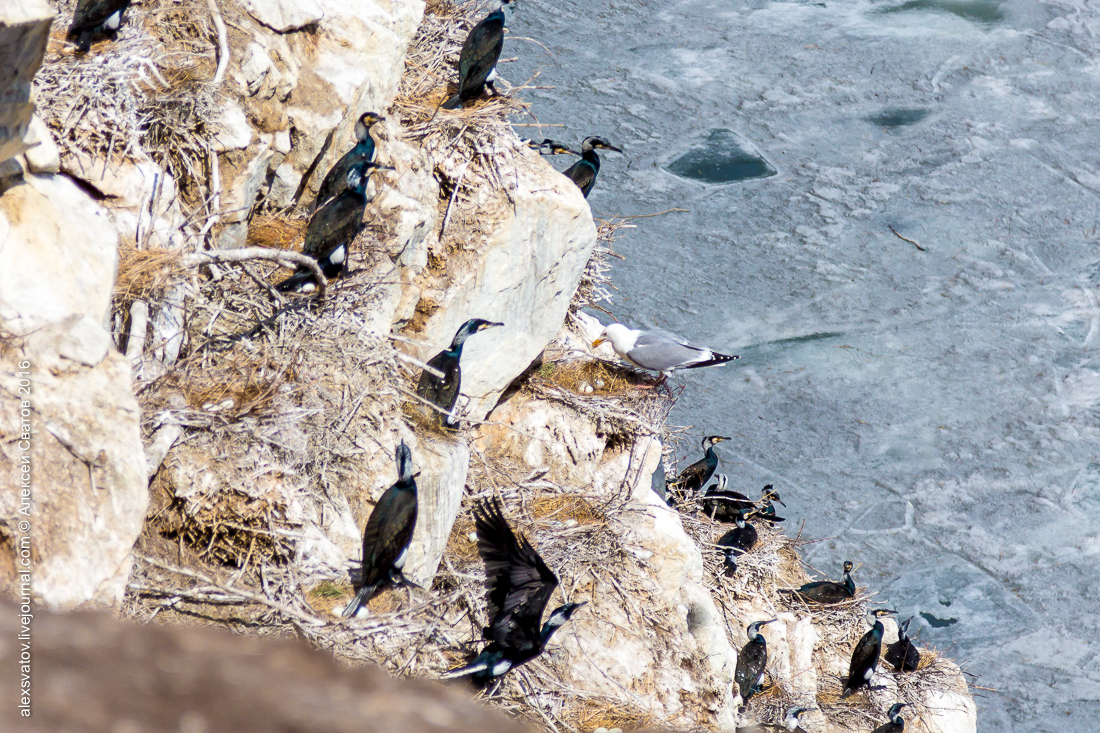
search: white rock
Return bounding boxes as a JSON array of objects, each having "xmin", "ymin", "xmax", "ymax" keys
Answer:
[
  {"xmin": 22, "ymin": 115, "xmax": 60, "ymax": 174},
  {"xmin": 241, "ymin": 0, "xmax": 323, "ymax": 32},
  {"xmin": 240, "ymin": 42, "xmax": 272, "ymax": 97},
  {"xmin": 402, "ymin": 435, "xmax": 470, "ymax": 585},
  {"xmin": 211, "ymin": 100, "xmax": 254, "ymax": 152},
  {"xmin": 0, "ymin": 173, "xmax": 147, "ymax": 610}
]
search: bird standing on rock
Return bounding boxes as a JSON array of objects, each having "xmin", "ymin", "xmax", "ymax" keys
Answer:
[
  {"xmin": 342, "ymin": 441, "xmax": 419, "ymax": 618},
  {"xmin": 593, "ymin": 323, "xmax": 739, "ymax": 386},
  {"xmin": 871, "ymin": 703, "xmax": 908, "ymax": 733},
  {"xmin": 779, "ymin": 560, "xmax": 856, "ymax": 604},
  {"xmin": 563, "ymin": 136, "xmax": 623, "ymax": 198},
  {"xmin": 315, "ymin": 112, "xmax": 386, "ymax": 210},
  {"xmin": 843, "ymin": 609, "xmax": 897, "ymax": 697},
  {"xmin": 277, "ymin": 162, "xmax": 383, "ymax": 293},
  {"xmin": 734, "ymin": 619, "xmax": 776, "ymax": 703},
  {"xmin": 441, "ymin": 497, "xmax": 585, "ymax": 687},
  {"xmin": 416, "ymin": 318, "xmax": 503, "ymax": 426},
  {"xmin": 441, "ymin": 0, "xmax": 514, "ymax": 110},
  {"xmin": 67, "ymin": 0, "xmax": 131, "ymax": 52},
  {"xmin": 884, "ymin": 617, "xmax": 921, "ymax": 672}
]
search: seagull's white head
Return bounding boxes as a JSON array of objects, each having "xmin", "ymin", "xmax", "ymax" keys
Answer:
[{"xmin": 592, "ymin": 323, "xmax": 638, "ymax": 357}]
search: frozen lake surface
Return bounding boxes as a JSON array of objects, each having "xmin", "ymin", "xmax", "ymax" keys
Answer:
[{"xmin": 509, "ymin": 0, "xmax": 1100, "ymax": 730}]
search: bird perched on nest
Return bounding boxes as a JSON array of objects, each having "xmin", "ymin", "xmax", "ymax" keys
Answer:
[
  {"xmin": 593, "ymin": 323, "xmax": 739, "ymax": 386},
  {"xmin": 441, "ymin": 497, "xmax": 585, "ymax": 687},
  {"xmin": 314, "ymin": 112, "xmax": 386, "ymax": 210},
  {"xmin": 843, "ymin": 609, "xmax": 897, "ymax": 697},
  {"xmin": 563, "ymin": 136, "xmax": 623, "ymax": 198},
  {"xmin": 736, "ymin": 707, "xmax": 811, "ymax": 733},
  {"xmin": 884, "ymin": 617, "xmax": 921, "ymax": 672},
  {"xmin": 717, "ymin": 508, "xmax": 758, "ymax": 576},
  {"xmin": 67, "ymin": 0, "xmax": 131, "ymax": 52},
  {"xmin": 342, "ymin": 441, "xmax": 419, "ymax": 618},
  {"xmin": 441, "ymin": 0, "xmax": 515, "ymax": 110},
  {"xmin": 734, "ymin": 619, "xmax": 775, "ymax": 703},
  {"xmin": 416, "ymin": 318, "xmax": 503, "ymax": 426},
  {"xmin": 756, "ymin": 485, "xmax": 786, "ymax": 522},
  {"xmin": 277, "ymin": 162, "xmax": 386, "ymax": 293},
  {"xmin": 525, "ymin": 139, "xmax": 581, "ymax": 156},
  {"xmin": 700, "ymin": 475, "xmax": 756, "ymax": 522},
  {"xmin": 669, "ymin": 435, "xmax": 730, "ymax": 502},
  {"xmin": 871, "ymin": 703, "xmax": 908, "ymax": 733},
  {"xmin": 779, "ymin": 560, "xmax": 856, "ymax": 604}
]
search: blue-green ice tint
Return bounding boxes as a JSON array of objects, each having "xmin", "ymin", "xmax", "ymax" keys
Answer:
[
  {"xmin": 867, "ymin": 108, "xmax": 930, "ymax": 128},
  {"xmin": 881, "ymin": 0, "xmax": 1005, "ymax": 26},
  {"xmin": 666, "ymin": 129, "xmax": 777, "ymax": 184}
]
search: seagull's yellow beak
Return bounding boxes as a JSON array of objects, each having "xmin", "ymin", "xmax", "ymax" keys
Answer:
[{"xmin": 592, "ymin": 337, "xmax": 606, "ymax": 348}]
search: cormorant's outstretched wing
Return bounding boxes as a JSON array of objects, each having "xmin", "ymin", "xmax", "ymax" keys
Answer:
[{"xmin": 474, "ymin": 498, "xmax": 559, "ymax": 650}]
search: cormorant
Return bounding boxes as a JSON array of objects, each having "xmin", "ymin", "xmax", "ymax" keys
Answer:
[
  {"xmin": 758, "ymin": 485, "xmax": 786, "ymax": 522},
  {"xmin": 416, "ymin": 318, "xmax": 503, "ymax": 426},
  {"xmin": 779, "ymin": 561, "xmax": 855, "ymax": 604},
  {"xmin": 529, "ymin": 139, "xmax": 580, "ymax": 156},
  {"xmin": 843, "ymin": 609, "xmax": 897, "ymax": 697},
  {"xmin": 563, "ymin": 136, "xmax": 623, "ymax": 198},
  {"xmin": 593, "ymin": 323, "xmax": 739, "ymax": 385},
  {"xmin": 315, "ymin": 112, "xmax": 385, "ymax": 209},
  {"xmin": 701, "ymin": 474, "xmax": 754, "ymax": 522},
  {"xmin": 736, "ymin": 707, "xmax": 811, "ymax": 733},
  {"xmin": 342, "ymin": 441, "xmax": 418, "ymax": 617},
  {"xmin": 871, "ymin": 703, "xmax": 908, "ymax": 733},
  {"xmin": 276, "ymin": 162, "xmax": 380, "ymax": 293},
  {"xmin": 672, "ymin": 435, "xmax": 731, "ymax": 495},
  {"xmin": 717, "ymin": 510, "xmax": 758, "ymax": 561},
  {"xmin": 734, "ymin": 619, "xmax": 776, "ymax": 702},
  {"xmin": 442, "ymin": 497, "xmax": 585, "ymax": 686},
  {"xmin": 67, "ymin": 0, "xmax": 130, "ymax": 52},
  {"xmin": 884, "ymin": 617, "xmax": 921, "ymax": 672},
  {"xmin": 441, "ymin": 0, "xmax": 514, "ymax": 110}
]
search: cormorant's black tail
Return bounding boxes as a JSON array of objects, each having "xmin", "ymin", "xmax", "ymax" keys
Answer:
[
  {"xmin": 275, "ymin": 268, "xmax": 319, "ymax": 293},
  {"xmin": 342, "ymin": 582, "xmax": 381, "ymax": 618},
  {"xmin": 440, "ymin": 93, "xmax": 463, "ymax": 110},
  {"xmin": 684, "ymin": 353, "xmax": 740, "ymax": 370}
]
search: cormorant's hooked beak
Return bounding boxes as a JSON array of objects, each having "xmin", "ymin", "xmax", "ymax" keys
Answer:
[
  {"xmin": 600, "ymin": 143, "xmax": 624, "ymax": 154},
  {"xmin": 714, "ymin": 436, "xmax": 732, "ymax": 443},
  {"xmin": 370, "ymin": 164, "xmax": 396, "ymax": 173},
  {"xmin": 478, "ymin": 321, "xmax": 504, "ymax": 332}
]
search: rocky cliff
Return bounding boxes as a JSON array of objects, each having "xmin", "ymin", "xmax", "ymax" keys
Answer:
[{"xmin": 0, "ymin": 1, "xmax": 975, "ymax": 732}]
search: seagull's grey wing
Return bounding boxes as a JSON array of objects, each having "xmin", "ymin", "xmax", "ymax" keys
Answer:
[{"xmin": 628, "ymin": 330, "xmax": 713, "ymax": 372}]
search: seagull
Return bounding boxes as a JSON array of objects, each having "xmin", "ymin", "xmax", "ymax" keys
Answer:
[{"xmin": 593, "ymin": 323, "xmax": 739, "ymax": 385}]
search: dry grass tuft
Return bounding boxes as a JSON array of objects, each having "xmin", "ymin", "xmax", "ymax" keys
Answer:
[
  {"xmin": 115, "ymin": 243, "xmax": 190, "ymax": 304},
  {"xmin": 560, "ymin": 696, "xmax": 655, "ymax": 732},
  {"xmin": 246, "ymin": 215, "xmax": 309, "ymax": 251}
]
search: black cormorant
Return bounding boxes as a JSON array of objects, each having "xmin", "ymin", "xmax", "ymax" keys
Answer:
[
  {"xmin": 441, "ymin": 0, "xmax": 514, "ymax": 110},
  {"xmin": 736, "ymin": 707, "xmax": 811, "ymax": 733},
  {"xmin": 277, "ymin": 162, "xmax": 380, "ymax": 293},
  {"xmin": 672, "ymin": 435, "xmax": 731, "ymax": 496},
  {"xmin": 734, "ymin": 619, "xmax": 776, "ymax": 702},
  {"xmin": 442, "ymin": 497, "xmax": 585, "ymax": 685},
  {"xmin": 843, "ymin": 609, "xmax": 897, "ymax": 697},
  {"xmin": 871, "ymin": 703, "xmax": 908, "ymax": 733},
  {"xmin": 779, "ymin": 561, "xmax": 855, "ymax": 604},
  {"xmin": 721, "ymin": 508, "xmax": 756, "ymax": 559},
  {"xmin": 315, "ymin": 112, "xmax": 385, "ymax": 209},
  {"xmin": 67, "ymin": 0, "xmax": 131, "ymax": 52},
  {"xmin": 757, "ymin": 485, "xmax": 786, "ymax": 522},
  {"xmin": 416, "ymin": 318, "xmax": 503, "ymax": 425},
  {"xmin": 884, "ymin": 617, "xmax": 921, "ymax": 672},
  {"xmin": 563, "ymin": 136, "xmax": 623, "ymax": 198},
  {"xmin": 701, "ymin": 474, "xmax": 755, "ymax": 522},
  {"xmin": 342, "ymin": 441, "xmax": 419, "ymax": 617}
]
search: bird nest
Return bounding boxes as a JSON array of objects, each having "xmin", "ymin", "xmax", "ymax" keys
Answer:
[{"xmin": 36, "ymin": 0, "xmax": 224, "ymax": 199}]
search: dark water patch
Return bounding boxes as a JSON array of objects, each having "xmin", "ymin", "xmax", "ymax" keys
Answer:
[
  {"xmin": 666, "ymin": 129, "xmax": 777, "ymax": 184},
  {"xmin": 867, "ymin": 107, "xmax": 930, "ymax": 128},
  {"xmin": 762, "ymin": 331, "xmax": 846, "ymax": 347},
  {"xmin": 921, "ymin": 611, "xmax": 959, "ymax": 628},
  {"xmin": 879, "ymin": 0, "xmax": 1006, "ymax": 26}
]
